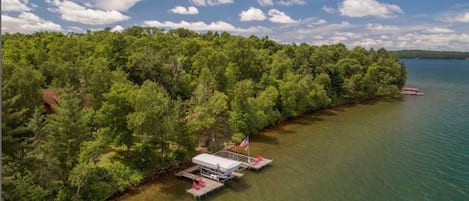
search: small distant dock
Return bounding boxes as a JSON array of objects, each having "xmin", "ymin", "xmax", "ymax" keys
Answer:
[
  {"xmin": 215, "ymin": 150, "xmax": 273, "ymax": 170},
  {"xmin": 401, "ymin": 87, "xmax": 424, "ymax": 96},
  {"xmin": 176, "ymin": 151, "xmax": 272, "ymax": 199}
]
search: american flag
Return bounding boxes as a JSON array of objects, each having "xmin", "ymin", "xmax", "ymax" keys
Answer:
[{"xmin": 239, "ymin": 135, "xmax": 249, "ymax": 151}]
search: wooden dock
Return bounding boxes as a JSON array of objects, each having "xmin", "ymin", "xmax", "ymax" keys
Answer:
[
  {"xmin": 215, "ymin": 150, "xmax": 273, "ymax": 170},
  {"xmin": 176, "ymin": 151, "xmax": 271, "ymax": 198},
  {"xmin": 186, "ymin": 177, "xmax": 224, "ymax": 198},
  {"xmin": 175, "ymin": 165, "xmax": 200, "ymax": 177},
  {"xmin": 175, "ymin": 165, "xmax": 224, "ymax": 199}
]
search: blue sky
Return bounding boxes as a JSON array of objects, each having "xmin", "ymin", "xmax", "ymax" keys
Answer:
[{"xmin": 2, "ymin": 0, "xmax": 469, "ymax": 51}]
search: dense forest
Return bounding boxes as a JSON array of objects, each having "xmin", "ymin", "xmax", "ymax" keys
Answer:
[
  {"xmin": 2, "ymin": 27, "xmax": 406, "ymax": 201},
  {"xmin": 394, "ymin": 50, "xmax": 469, "ymax": 59}
]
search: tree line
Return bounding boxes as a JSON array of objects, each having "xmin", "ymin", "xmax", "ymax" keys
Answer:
[
  {"xmin": 394, "ymin": 50, "xmax": 469, "ymax": 59},
  {"xmin": 2, "ymin": 27, "xmax": 407, "ymax": 201}
]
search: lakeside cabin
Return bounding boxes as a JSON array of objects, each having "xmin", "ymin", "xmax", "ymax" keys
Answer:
[{"xmin": 401, "ymin": 87, "xmax": 424, "ymax": 96}]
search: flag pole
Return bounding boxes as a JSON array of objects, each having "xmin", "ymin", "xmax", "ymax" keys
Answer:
[{"xmin": 247, "ymin": 134, "xmax": 251, "ymax": 164}]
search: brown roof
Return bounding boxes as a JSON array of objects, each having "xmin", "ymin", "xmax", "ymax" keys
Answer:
[
  {"xmin": 42, "ymin": 88, "xmax": 91, "ymax": 114},
  {"xmin": 42, "ymin": 89, "xmax": 60, "ymax": 106}
]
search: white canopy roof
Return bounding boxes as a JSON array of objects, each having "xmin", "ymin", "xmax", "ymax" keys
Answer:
[{"xmin": 192, "ymin": 153, "xmax": 241, "ymax": 173}]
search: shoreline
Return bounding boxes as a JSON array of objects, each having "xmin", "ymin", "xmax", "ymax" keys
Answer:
[
  {"xmin": 108, "ymin": 96, "xmax": 401, "ymax": 201},
  {"xmin": 107, "ymin": 162, "xmax": 193, "ymax": 201}
]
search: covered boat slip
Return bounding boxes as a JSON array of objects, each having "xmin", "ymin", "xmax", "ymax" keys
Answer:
[
  {"xmin": 192, "ymin": 153, "xmax": 242, "ymax": 182},
  {"xmin": 192, "ymin": 154, "xmax": 241, "ymax": 173}
]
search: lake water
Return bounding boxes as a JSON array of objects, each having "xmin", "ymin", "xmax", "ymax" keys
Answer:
[{"xmin": 118, "ymin": 59, "xmax": 469, "ymax": 201}]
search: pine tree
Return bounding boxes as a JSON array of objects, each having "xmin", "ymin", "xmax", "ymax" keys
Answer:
[{"xmin": 43, "ymin": 89, "xmax": 92, "ymax": 184}]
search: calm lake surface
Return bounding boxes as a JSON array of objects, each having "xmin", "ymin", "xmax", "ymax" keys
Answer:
[{"xmin": 118, "ymin": 59, "xmax": 469, "ymax": 201}]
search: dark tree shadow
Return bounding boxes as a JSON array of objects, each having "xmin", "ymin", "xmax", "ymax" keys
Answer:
[
  {"xmin": 272, "ymin": 126, "xmax": 296, "ymax": 134},
  {"xmin": 252, "ymin": 133, "xmax": 279, "ymax": 145},
  {"xmin": 288, "ymin": 115, "xmax": 324, "ymax": 125}
]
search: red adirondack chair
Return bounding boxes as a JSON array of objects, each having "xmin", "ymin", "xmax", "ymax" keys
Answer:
[
  {"xmin": 192, "ymin": 181, "xmax": 200, "ymax": 190},
  {"xmin": 198, "ymin": 178, "xmax": 206, "ymax": 187}
]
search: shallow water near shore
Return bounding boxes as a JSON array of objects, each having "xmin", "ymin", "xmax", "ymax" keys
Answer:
[{"xmin": 117, "ymin": 59, "xmax": 469, "ymax": 201}]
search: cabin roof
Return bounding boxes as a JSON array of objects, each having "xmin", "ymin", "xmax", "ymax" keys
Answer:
[
  {"xmin": 41, "ymin": 88, "xmax": 91, "ymax": 114},
  {"xmin": 42, "ymin": 89, "xmax": 60, "ymax": 106}
]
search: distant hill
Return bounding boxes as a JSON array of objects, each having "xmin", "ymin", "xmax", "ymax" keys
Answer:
[{"xmin": 393, "ymin": 50, "xmax": 469, "ymax": 59}]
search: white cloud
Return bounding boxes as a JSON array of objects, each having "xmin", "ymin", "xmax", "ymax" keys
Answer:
[
  {"xmin": 144, "ymin": 20, "xmax": 236, "ymax": 31},
  {"xmin": 329, "ymin": 36, "xmax": 348, "ymax": 41},
  {"xmin": 111, "ymin": 25, "xmax": 124, "ymax": 32},
  {"xmin": 143, "ymin": 20, "xmax": 271, "ymax": 34},
  {"xmin": 353, "ymin": 38, "xmax": 394, "ymax": 49},
  {"xmin": 257, "ymin": 0, "xmax": 273, "ymax": 7},
  {"xmin": 322, "ymin": 5, "xmax": 337, "ymax": 14},
  {"xmin": 281, "ymin": 21, "xmax": 352, "ymax": 39},
  {"xmin": 89, "ymin": 0, "xmax": 141, "ymax": 11},
  {"xmin": 339, "ymin": 0, "xmax": 403, "ymax": 18},
  {"xmin": 309, "ymin": 19, "xmax": 327, "ymax": 25},
  {"xmin": 84, "ymin": 2, "xmax": 93, "ymax": 7},
  {"xmin": 427, "ymin": 27, "xmax": 454, "ymax": 33},
  {"xmin": 240, "ymin": 7, "xmax": 266, "ymax": 21},
  {"xmin": 48, "ymin": 0, "xmax": 130, "ymax": 25},
  {"xmin": 268, "ymin": 9, "xmax": 298, "ymax": 23},
  {"xmin": 67, "ymin": 26, "xmax": 82, "ymax": 32},
  {"xmin": 2, "ymin": 12, "xmax": 62, "ymax": 33},
  {"xmin": 366, "ymin": 23, "xmax": 399, "ymax": 31},
  {"xmin": 313, "ymin": 35, "xmax": 324, "ymax": 40},
  {"xmin": 262, "ymin": 13, "xmax": 469, "ymax": 51},
  {"xmin": 439, "ymin": 11, "xmax": 469, "ymax": 23},
  {"xmin": 189, "ymin": 0, "xmax": 206, "ymax": 6},
  {"xmin": 170, "ymin": 6, "xmax": 199, "ymax": 15},
  {"xmin": 277, "ymin": 0, "xmax": 306, "ymax": 6},
  {"xmin": 394, "ymin": 33, "xmax": 469, "ymax": 50},
  {"xmin": 335, "ymin": 31, "xmax": 362, "ymax": 39},
  {"xmin": 189, "ymin": 0, "xmax": 233, "ymax": 6},
  {"xmin": 2, "ymin": 0, "xmax": 30, "ymax": 12}
]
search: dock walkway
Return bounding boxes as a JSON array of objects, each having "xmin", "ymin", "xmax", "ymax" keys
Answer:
[{"xmin": 215, "ymin": 150, "xmax": 273, "ymax": 170}]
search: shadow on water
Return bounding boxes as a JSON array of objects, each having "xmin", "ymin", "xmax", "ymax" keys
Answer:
[
  {"xmin": 330, "ymin": 107, "xmax": 346, "ymax": 112},
  {"xmin": 357, "ymin": 97, "xmax": 404, "ymax": 106},
  {"xmin": 273, "ymin": 125, "xmax": 296, "ymax": 135},
  {"xmin": 159, "ymin": 183, "xmax": 188, "ymax": 200},
  {"xmin": 225, "ymin": 179, "xmax": 252, "ymax": 192},
  {"xmin": 152, "ymin": 175, "xmax": 189, "ymax": 198},
  {"xmin": 315, "ymin": 109, "xmax": 337, "ymax": 116},
  {"xmin": 116, "ymin": 187, "xmax": 143, "ymax": 198},
  {"xmin": 253, "ymin": 132, "xmax": 279, "ymax": 145},
  {"xmin": 289, "ymin": 115, "xmax": 324, "ymax": 126},
  {"xmin": 268, "ymin": 110, "xmax": 330, "ymax": 128}
]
